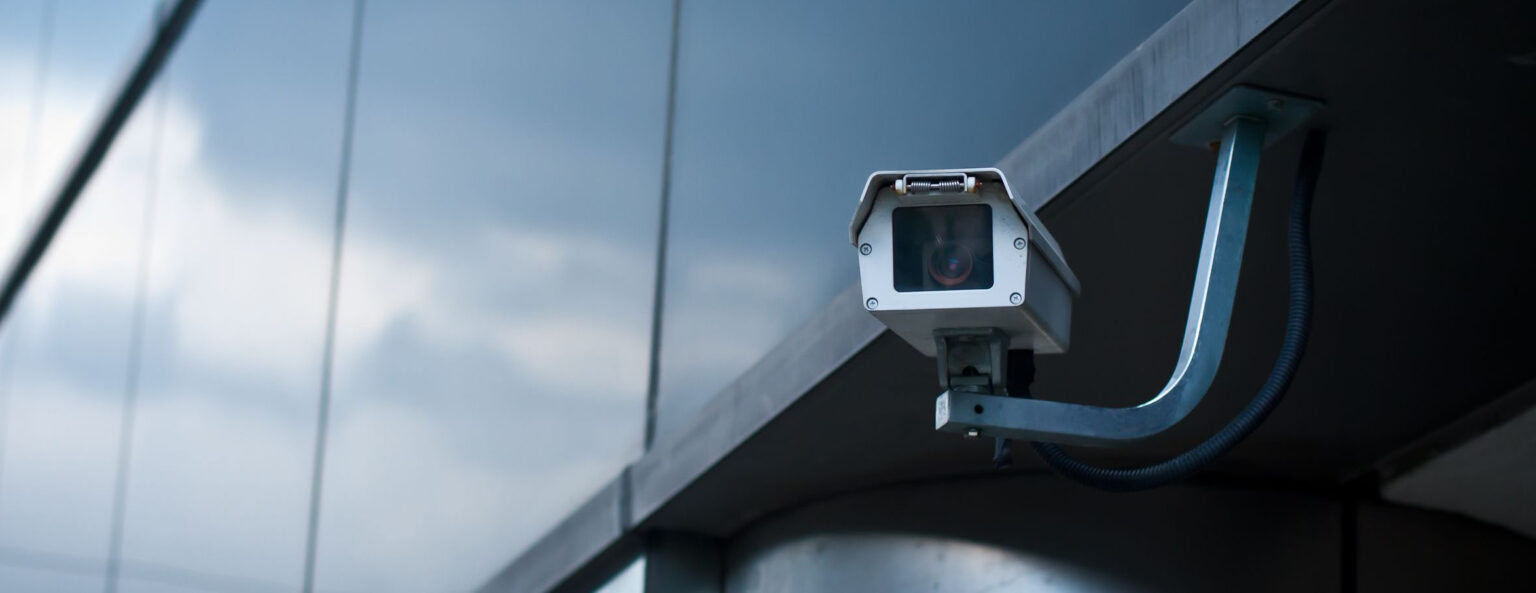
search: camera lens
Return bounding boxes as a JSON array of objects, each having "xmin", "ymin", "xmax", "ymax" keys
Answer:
[
  {"xmin": 892, "ymin": 204, "xmax": 993, "ymax": 292},
  {"xmin": 927, "ymin": 242, "xmax": 974, "ymax": 286}
]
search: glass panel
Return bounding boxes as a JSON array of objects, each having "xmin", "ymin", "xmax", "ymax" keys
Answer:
[
  {"xmin": 1, "ymin": 0, "xmax": 162, "ymax": 263},
  {"xmin": 0, "ymin": 0, "xmax": 50, "ymax": 548},
  {"xmin": 313, "ymin": 1, "xmax": 671, "ymax": 591},
  {"xmin": 655, "ymin": 0, "xmax": 1195, "ymax": 437},
  {"xmin": 0, "ymin": 80, "xmax": 160, "ymax": 592},
  {"xmin": 116, "ymin": 2, "xmax": 355, "ymax": 590},
  {"xmin": 0, "ymin": 0, "xmax": 48, "ymax": 250}
]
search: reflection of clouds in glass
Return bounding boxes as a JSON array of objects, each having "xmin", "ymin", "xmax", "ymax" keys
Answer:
[
  {"xmin": 145, "ymin": 105, "xmax": 333, "ymax": 390},
  {"xmin": 314, "ymin": 1, "xmax": 670, "ymax": 591},
  {"xmin": 0, "ymin": 44, "xmax": 41, "ymax": 249},
  {"xmin": 0, "ymin": 65, "xmax": 115, "ymax": 256},
  {"xmin": 0, "ymin": 77, "xmax": 326, "ymax": 586},
  {"xmin": 0, "ymin": 27, "xmax": 165, "ymax": 582},
  {"xmin": 0, "ymin": 64, "xmax": 159, "ymax": 593},
  {"xmin": 5, "ymin": 1, "xmax": 667, "ymax": 590},
  {"xmin": 335, "ymin": 227, "xmax": 653, "ymax": 400},
  {"xmin": 320, "ymin": 221, "xmax": 656, "ymax": 592},
  {"xmin": 0, "ymin": 378, "xmax": 122, "ymax": 554},
  {"xmin": 0, "ymin": 0, "xmax": 161, "ymax": 263},
  {"xmin": 115, "ymin": 1, "xmax": 356, "ymax": 586}
]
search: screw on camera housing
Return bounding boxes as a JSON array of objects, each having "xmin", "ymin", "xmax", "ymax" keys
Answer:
[
  {"xmin": 866, "ymin": 298, "xmax": 879, "ymax": 310},
  {"xmin": 859, "ymin": 243, "xmax": 872, "ymax": 255}
]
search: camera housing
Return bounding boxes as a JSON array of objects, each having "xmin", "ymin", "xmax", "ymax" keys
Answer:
[{"xmin": 850, "ymin": 168, "xmax": 1080, "ymax": 357}]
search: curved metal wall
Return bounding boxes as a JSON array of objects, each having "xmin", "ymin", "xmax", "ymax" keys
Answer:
[
  {"xmin": 728, "ymin": 532, "xmax": 1134, "ymax": 593},
  {"xmin": 719, "ymin": 476, "xmax": 1536, "ymax": 593},
  {"xmin": 723, "ymin": 476, "xmax": 1341, "ymax": 593}
]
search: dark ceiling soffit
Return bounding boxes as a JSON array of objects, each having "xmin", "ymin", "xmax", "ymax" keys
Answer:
[
  {"xmin": 0, "ymin": 0, "xmax": 204, "ymax": 332},
  {"xmin": 476, "ymin": 0, "xmax": 1330, "ymax": 591}
]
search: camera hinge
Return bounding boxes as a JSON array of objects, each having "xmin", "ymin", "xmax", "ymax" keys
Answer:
[{"xmin": 895, "ymin": 173, "xmax": 979, "ymax": 196}]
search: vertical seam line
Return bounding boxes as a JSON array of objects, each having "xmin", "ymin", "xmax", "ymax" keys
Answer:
[
  {"xmin": 301, "ymin": 1, "xmax": 366, "ymax": 591},
  {"xmin": 102, "ymin": 76, "xmax": 170, "ymax": 593},
  {"xmin": 643, "ymin": 0, "xmax": 684, "ymax": 450}
]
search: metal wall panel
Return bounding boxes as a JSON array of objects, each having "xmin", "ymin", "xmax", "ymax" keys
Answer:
[{"xmin": 725, "ymin": 478, "xmax": 1342, "ymax": 593}]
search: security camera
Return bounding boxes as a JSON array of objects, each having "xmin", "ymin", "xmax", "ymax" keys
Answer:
[
  {"xmin": 846, "ymin": 87, "xmax": 1324, "ymax": 492},
  {"xmin": 849, "ymin": 169, "xmax": 1080, "ymax": 363}
]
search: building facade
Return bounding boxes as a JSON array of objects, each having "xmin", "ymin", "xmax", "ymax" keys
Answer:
[{"xmin": 0, "ymin": 1, "xmax": 1532, "ymax": 592}]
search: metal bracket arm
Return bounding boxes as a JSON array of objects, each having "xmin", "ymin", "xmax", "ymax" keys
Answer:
[{"xmin": 936, "ymin": 116, "xmax": 1268, "ymax": 447}]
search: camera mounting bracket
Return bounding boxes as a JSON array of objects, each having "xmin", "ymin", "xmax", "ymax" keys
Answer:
[
  {"xmin": 935, "ymin": 86, "xmax": 1321, "ymax": 447},
  {"xmin": 934, "ymin": 328, "xmax": 1010, "ymax": 396}
]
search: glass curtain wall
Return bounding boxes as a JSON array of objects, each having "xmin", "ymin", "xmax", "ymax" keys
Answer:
[
  {"xmin": 0, "ymin": 1, "xmax": 167, "ymax": 589},
  {"xmin": 313, "ymin": 1, "xmax": 671, "ymax": 591},
  {"xmin": 114, "ymin": 2, "xmax": 354, "ymax": 591},
  {"xmin": 0, "ymin": 76, "xmax": 162, "ymax": 593}
]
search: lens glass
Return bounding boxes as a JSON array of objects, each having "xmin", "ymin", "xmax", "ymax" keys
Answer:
[{"xmin": 892, "ymin": 204, "xmax": 993, "ymax": 292}]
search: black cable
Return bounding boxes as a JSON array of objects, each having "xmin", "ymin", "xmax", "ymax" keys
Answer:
[{"xmin": 1029, "ymin": 128, "xmax": 1327, "ymax": 492}]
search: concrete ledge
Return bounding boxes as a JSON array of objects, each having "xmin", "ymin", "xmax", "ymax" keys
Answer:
[{"xmin": 1001, "ymin": 0, "xmax": 1320, "ymax": 213}]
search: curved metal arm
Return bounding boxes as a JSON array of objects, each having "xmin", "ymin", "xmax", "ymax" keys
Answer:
[{"xmin": 936, "ymin": 116, "xmax": 1267, "ymax": 447}]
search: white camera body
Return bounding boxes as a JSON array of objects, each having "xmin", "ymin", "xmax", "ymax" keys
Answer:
[{"xmin": 850, "ymin": 168, "xmax": 1080, "ymax": 357}]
